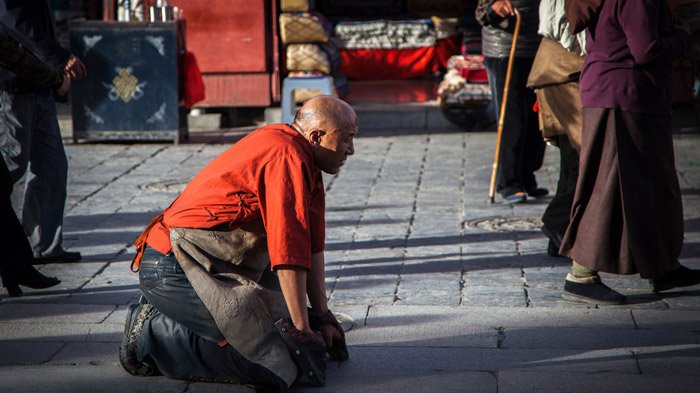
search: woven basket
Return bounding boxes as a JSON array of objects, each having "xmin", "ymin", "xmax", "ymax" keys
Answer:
[
  {"xmin": 286, "ymin": 44, "xmax": 331, "ymax": 74},
  {"xmin": 279, "ymin": 13, "xmax": 328, "ymax": 44},
  {"xmin": 281, "ymin": 0, "xmax": 313, "ymax": 12}
]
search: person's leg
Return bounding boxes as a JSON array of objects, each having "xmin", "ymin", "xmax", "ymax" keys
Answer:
[
  {"xmin": 21, "ymin": 96, "xmax": 73, "ymax": 259},
  {"xmin": 128, "ymin": 247, "xmax": 286, "ymax": 390},
  {"xmin": 541, "ymin": 135, "xmax": 579, "ymax": 255},
  {"xmin": 138, "ymin": 308, "xmax": 286, "ymax": 391},
  {"xmin": 485, "ymin": 56, "xmax": 535, "ymax": 201},
  {"xmin": 0, "ymin": 91, "xmax": 34, "ymax": 201},
  {"xmin": 559, "ymin": 108, "xmax": 626, "ymax": 304},
  {"xmin": 0, "ymin": 152, "xmax": 59, "ymax": 296},
  {"xmin": 138, "ymin": 247, "xmax": 224, "ymax": 343}
]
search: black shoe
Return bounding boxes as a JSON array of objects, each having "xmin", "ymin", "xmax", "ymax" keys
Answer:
[
  {"xmin": 119, "ymin": 303, "xmax": 159, "ymax": 376},
  {"xmin": 650, "ymin": 265, "xmax": 700, "ymax": 292},
  {"xmin": 526, "ymin": 187, "xmax": 549, "ymax": 198},
  {"xmin": 33, "ymin": 250, "xmax": 82, "ymax": 264},
  {"xmin": 1, "ymin": 265, "xmax": 61, "ymax": 297},
  {"xmin": 562, "ymin": 274, "xmax": 626, "ymax": 305},
  {"xmin": 541, "ymin": 225, "xmax": 564, "ymax": 257}
]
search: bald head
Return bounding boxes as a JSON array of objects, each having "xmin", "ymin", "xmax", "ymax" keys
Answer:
[
  {"xmin": 292, "ymin": 95, "xmax": 357, "ymax": 174},
  {"xmin": 293, "ymin": 95, "xmax": 356, "ymax": 136}
]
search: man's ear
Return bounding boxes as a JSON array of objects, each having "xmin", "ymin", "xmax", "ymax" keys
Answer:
[{"xmin": 308, "ymin": 130, "xmax": 324, "ymax": 145}]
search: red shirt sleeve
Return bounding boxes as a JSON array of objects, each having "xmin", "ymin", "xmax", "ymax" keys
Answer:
[{"xmin": 258, "ymin": 151, "xmax": 320, "ymax": 270}]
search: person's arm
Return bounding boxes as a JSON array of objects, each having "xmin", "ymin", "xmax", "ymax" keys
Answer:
[
  {"xmin": 306, "ymin": 252, "xmax": 329, "ymax": 313},
  {"xmin": 476, "ymin": 0, "xmax": 515, "ymax": 27},
  {"xmin": 277, "ymin": 267, "xmax": 313, "ymax": 333},
  {"xmin": 0, "ymin": 31, "xmax": 68, "ymax": 94},
  {"xmin": 619, "ymin": 0, "xmax": 690, "ymax": 64}
]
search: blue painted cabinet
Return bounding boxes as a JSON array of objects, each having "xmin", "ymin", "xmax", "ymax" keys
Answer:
[{"xmin": 69, "ymin": 21, "xmax": 187, "ymax": 143}]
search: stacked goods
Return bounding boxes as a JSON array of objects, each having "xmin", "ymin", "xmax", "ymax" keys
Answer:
[
  {"xmin": 438, "ymin": 55, "xmax": 491, "ymax": 107},
  {"xmin": 333, "ymin": 19, "xmax": 436, "ymax": 49},
  {"xmin": 279, "ymin": 1, "xmax": 349, "ymax": 102}
]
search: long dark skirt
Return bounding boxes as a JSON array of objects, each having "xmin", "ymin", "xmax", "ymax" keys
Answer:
[{"xmin": 559, "ymin": 108, "xmax": 683, "ymax": 278}]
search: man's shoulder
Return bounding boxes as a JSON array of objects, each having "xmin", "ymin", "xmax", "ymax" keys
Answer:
[{"xmin": 245, "ymin": 124, "xmax": 311, "ymax": 155}]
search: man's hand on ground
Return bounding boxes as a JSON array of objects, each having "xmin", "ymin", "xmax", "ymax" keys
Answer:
[{"xmin": 309, "ymin": 309, "xmax": 349, "ymax": 361}]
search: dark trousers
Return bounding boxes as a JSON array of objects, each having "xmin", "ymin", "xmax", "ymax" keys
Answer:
[
  {"xmin": 542, "ymin": 135, "xmax": 579, "ymax": 241},
  {"xmin": 0, "ymin": 91, "xmax": 68, "ymax": 258},
  {"xmin": 0, "ymin": 158, "xmax": 33, "ymax": 276},
  {"xmin": 484, "ymin": 56, "xmax": 545, "ymax": 197},
  {"xmin": 137, "ymin": 247, "xmax": 286, "ymax": 392}
]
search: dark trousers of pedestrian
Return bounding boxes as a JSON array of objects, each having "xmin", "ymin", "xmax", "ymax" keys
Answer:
[
  {"xmin": 0, "ymin": 91, "xmax": 68, "ymax": 258},
  {"xmin": 541, "ymin": 135, "xmax": 579, "ymax": 251},
  {"xmin": 0, "ymin": 158, "xmax": 33, "ymax": 275},
  {"xmin": 137, "ymin": 247, "xmax": 286, "ymax": 392},
  {"xmin": 484, "ymin": 56, "xmax": 545, "ymax": 197}
]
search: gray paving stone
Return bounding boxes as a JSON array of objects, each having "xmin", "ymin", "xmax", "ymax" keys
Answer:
[
  {"xmin": 49, "ymin": 341, "xmax": 119, "ymax": 365},
  {"xmin": 633, "ymin": 345, "xmax": 700, "ymax": 376},
  {"xmin": 0, "ymin": 365, "xmax": 187, "ymax": 392},
  {"xmin": 0, "ymin": 342, "xmax": 64, "ymax": 364},
  {"xmin": 308, "ymin": 367, "xmax": 496, "ymax": 393},
  {"xmin": 366, "ymin": 306, "xmax": 637, "ymax": 329},
  {"xmin": 504, "ymin": 326, "xmax": 700, "ymax": 350},
  {"xmin": 498, "ymin": 371, "xmax": 700, "ymax": 393},
  {"xmin": 0, "ymin": 304, "xmax": 115, "ymax": 323},
  {"xmin": 0, "ymin": 322, "xmax": 91, "ymax": 342},
  {"xmin": 341, "ymin": 346, "xmax": 638, "ymax": 374},
  {"xmin": 631, "ymin": 309, "xmax": 700, "ymax": 331}
]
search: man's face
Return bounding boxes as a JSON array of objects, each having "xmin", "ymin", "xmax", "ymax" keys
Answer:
[{"xmin": 313, "ymin": 123, "xmax": 357, "ymax": 174}]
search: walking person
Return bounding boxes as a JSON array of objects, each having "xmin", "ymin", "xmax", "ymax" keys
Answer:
[
  {"xmin": 559, "ymin": 0, "xmax": 700, "ymax": 304},
  {"xmin": 0, "ymin": 26, "xmax": 68, "ymax": 296},
  {"xmin": 526, "ymin": 0, "xmax": 585, "ymax": 256},
  {"xmin": 476, "ymin": 0, "xmax": 548, "ymax": 203},
  {"xmin": 0, "ymin": 0, "xmax": 86, "ymax": 263}
]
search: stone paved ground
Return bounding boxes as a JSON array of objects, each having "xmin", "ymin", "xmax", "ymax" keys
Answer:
[{"xmin": 1, "ymin": 128, "xmax": 699, "ymax": 392}]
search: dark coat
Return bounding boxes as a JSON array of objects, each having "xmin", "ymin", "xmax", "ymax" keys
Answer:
[{"xmin": 0, "ymin": 0, "xmax": 70, "ymax": 93}]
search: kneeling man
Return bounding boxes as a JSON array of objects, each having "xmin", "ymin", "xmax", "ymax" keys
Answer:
[{"xmin": 119, "ymin": 96, "xmax": 357, "ymax": 392}]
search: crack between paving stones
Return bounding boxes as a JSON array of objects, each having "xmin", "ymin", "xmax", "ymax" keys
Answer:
[
  {"xmin": 72, "ymin": 248, "xmax": 128, "ymax": 296},
  {"xmin": 484, "ymin": 370, "xmax": 500, "ymax": 393},
  {"xmin": 495, "ymin": 326, "xmax": 506, "ymax": 349},
  {"xmin": 43, "ymin": 342, "xmax": 69, "ymax": 364},
  {"xmin": 66, "ymin": 146, "xmax": 169, "ymax": 213},
  {"xmin": 631, "ymin": 350, "xmax": 643, "ymax": 374},
  {"xmin": 330, "ymin": 141, "xmax": 393, "ymax": 298},
  {"xmin": 459, "ymin": 133, "xmax": 467, "ymax": 306},
  {"xmin": 394, "ymin": 135, "xmax": 430, "ymax": 304},
  {"xmin": 521, "ymin": 265, "xmax": 531, "ymax": 307},
  {"xmin": 630, "ymin": 309, "xmax": 639, "ymax": 329}
]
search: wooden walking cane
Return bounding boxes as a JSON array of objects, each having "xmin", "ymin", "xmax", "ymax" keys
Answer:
[{"xmin": 488, "ymin": 8, "xmax": 522, "ymax": 203}]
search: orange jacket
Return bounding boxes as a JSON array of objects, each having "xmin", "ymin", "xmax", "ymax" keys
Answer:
[{"xmin": 132, "ymin": 124, "xmax": 325, "ymax": 271}]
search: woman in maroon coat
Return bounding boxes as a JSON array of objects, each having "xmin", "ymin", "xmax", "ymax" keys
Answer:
[{"xmin": 559, "ymin": 0, "xmax": 700, "ymax": 304}]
